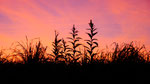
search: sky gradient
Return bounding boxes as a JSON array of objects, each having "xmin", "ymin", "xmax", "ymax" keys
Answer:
[{"xmin": 0, "ymin": 0, "xmax": 150, "ymax": 50}]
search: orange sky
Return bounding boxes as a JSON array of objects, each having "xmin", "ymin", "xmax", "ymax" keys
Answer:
[{"xmin": 0, "ymin": 0, "xmax": 150, "ymax": 51}]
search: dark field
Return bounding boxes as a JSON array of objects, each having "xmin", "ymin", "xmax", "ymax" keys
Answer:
[{"xmin": 0, "ymin": 63, "xmax": 150, "ymax": 83}]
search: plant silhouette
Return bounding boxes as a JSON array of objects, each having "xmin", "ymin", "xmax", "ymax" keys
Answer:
[
  {"xmin": 111, "ymin": 42, "xmax": 146, "ymax": 64},
  {"xmin": 0, "ymin": 20, "xmax": 148, "ymax": 65},
  {"xmin": 51, "ymin": 31, "xmax": 62, "ymax": 62},
  {"xmin": 0, "ymin": 20, "xmax": 149, "ymax": 64},
  {"xmin": 85, "ymin": 20, "xmax": 98, "ymax": 63},
  {"xmin": 10, "ymin": 36, "xmax": 48, "ymax": 64},
  {"xmin": 0, "ymin": 50, "xmax": 7, "ymax": 64},
  {"xmin": 67, "ymin": 25, "xmax": 82, "ymax": 63},
  {"xmin": 60, "ymin": 38, "xmax": 70, "ymax": 63}
]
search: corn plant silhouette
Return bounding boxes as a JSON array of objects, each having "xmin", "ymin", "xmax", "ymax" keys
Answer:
[
  {"xmin": 85, "ymin": 20, "xmax": 98, "ymax": 63},
  {"xmin": 67, "ymin": 25, "xmax": 82, "ymax": 63},
  {"xmin": 51, "ymin": 31, "xmax": 62, "ymax": 62},
  {"xmin": 33, "ymin": 41, "xmax": 48, "ymax": 63},
  {"xmin": 60, "ymin": 38, "xmax": 70, "ymax": 63},
  {"xmin": 82, "ymin": 46, "xmax": 89, "ymax": 64}
]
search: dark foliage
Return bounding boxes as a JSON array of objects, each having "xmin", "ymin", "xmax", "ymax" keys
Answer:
[
  {"xmin": 0, "ymin": 20, "xmax": 149, "ymax": 64},
  {"xmin": 60, "ymin": 38, "xmax": 70, "ymax": 63},
  {"xmin": 51, "ymin": 31, "xmax": 62, "ymax": 62},
  {"xmin": 111, "ymin": 42, "xmax": 146, "ymax": 64},
  {"xmin": 10, "ymin": 36, "xmax": 48, "ymax": 64},
  {"xmin": 0, "ymin": 50, "xmax": 7, "ymax": 64},
  {"xmin": 85, "ymin": 20, "xmax": 98, "ymax": 63},
  {"xmin": 67, "ymin": 25, "xmax": 82, "ymax": 63}
]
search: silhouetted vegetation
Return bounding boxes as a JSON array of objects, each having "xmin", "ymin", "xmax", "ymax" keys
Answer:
[
  {"xmin": 0, "ymin": 20, "xmax": 150, "ymax": 82},
  {"xmin": 10, "ymin": 36, "xmax": 48, "ymax": 64},
  {"xmin": 85, "ymin": 20, "xmax": 98, "ymax": 63},
  {"xmin": 67, "ymin": 25, "xmax": 82, "ymax": 63},
  {"xmin": 0, "ymin": 50, "xmax": 7, "ymax": 64},
  {"xmin": 51, "ymin": 31, "xmax": 62, "ymax": 62},
  {"xmin": 111, "ymin": 42, "xmax": 146, "ymax": 64},
  {"xmin": 0, "ymin": 20, "xmax": 149, "ymax": 64},
  {"xmin": 60, "ymin": 38, "xmax": 70, "ymax": 64}
]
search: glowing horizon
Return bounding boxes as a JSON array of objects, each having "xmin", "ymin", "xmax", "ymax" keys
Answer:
[{"xmin": 0, "ymin": 0, "xmax": 150, "ymax": 51}]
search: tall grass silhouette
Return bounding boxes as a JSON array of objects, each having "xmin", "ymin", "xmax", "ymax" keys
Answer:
[
  {"xmin": 111, "ymin": 42, "xmax": 146, "ymax": 64},
  {"xmin": 10, "ymin": 36, "xmax": 48, "ymax": 64}
]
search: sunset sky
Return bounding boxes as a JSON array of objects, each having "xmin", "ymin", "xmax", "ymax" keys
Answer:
[{"xmin": 0, "ymin": 0, "xmax": 150, "ymax": 50}]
